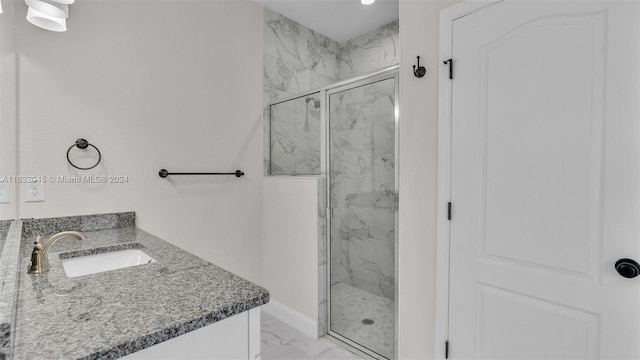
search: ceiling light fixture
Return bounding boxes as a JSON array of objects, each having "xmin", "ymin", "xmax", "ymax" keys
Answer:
[
  {"xmin": 26, "ymin": 6, "xmax": 66, "ymax": 32},
  {"xmin": 361, "ymin": 0, "xmax": 375, "ymax": 5},
  {"xmin": 25, "ymin": 0, "xmax": 68, "ymax": 18},
  {"xmin": 24, "ymin": 0, "xmax": 74, "ymax": 32}
]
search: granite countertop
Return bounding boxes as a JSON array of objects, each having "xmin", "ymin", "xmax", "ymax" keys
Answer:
[
  {"xmin": 0, "ymin": 220, "xmax": 10, "ymax": 257},
  {"xmin": 11, "ymin": 225, "xmax": 269, "ymax": 360}
]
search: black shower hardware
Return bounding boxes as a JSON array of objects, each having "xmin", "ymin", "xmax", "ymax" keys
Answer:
[
  {"xmin": 158, "ymin": 169, "xmax": 245, "ymax": 178},
  {"xmin": 413, "ymin": 56, "xmax": 426, "ymax": 78},
  {"xmin": 66, "ymin": 138, "xmax": 101, "ymax": 170}
]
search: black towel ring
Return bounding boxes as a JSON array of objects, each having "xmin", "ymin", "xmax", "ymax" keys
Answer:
[{"xmin": 66, "ymin": 139, "xmax": 101, "ymax": 170}]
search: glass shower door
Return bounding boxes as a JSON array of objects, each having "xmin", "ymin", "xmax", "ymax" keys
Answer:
[
  {"xmin": 269, "ymin": 92, "xmax": 322, "ymax": 175},
  {"xmin": 328, "ymin": 73, "xmax": 398, "ymax": 359}
]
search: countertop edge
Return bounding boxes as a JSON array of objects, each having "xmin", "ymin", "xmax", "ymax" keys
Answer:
[
  {"xmin": 0, "ymin": 220, "xmax": 24, "ymax": 360},
  {"xmin": 82, "ymin": 293, "xmax": 270, "ymax": 360}
]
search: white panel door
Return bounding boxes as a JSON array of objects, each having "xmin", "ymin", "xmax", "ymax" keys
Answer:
[{"xmin": 449, "ymin": 1, "xmax": 640, "ymax": 358}]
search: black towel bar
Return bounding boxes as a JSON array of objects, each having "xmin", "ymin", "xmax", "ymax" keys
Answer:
[{"xmin": 158, "ymin": 169, "xmax": 244, "ymax": 178}]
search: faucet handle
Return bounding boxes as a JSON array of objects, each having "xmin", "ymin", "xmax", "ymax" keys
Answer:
[
  {"xmin": 28, "ymin": 236, "xmax": 45, "ymax": 274},
  {"xmin": 29, "ymin": 232, "xmax": 85, "ymax": 275}
]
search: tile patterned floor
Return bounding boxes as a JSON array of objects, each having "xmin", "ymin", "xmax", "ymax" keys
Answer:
[
  {"xmin": 261, "ymin": 311, "xmax": 363, "ymax": 360},
  {"xmin": 329, "ymin": 283, "xmax": 394, "ymax": 359}
]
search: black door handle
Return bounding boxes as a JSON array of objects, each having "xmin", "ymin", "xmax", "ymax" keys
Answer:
[{"xmin": 615, "ymin": 258, "xmax": 640, "ymax": 278}]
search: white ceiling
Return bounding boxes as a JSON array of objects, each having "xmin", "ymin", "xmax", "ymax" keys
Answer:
[{"xmin": 256, "ymin": 0, "xmax": 399, "ymax": 43}]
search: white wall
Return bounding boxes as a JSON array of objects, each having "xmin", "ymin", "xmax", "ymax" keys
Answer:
[
  {"xmin": 398, "ymin": 1, "xmax": 459, "ymax": 359},
  {"xmin": 262, "ymin": 177, "xmax": 318, "ymax": 320},
  {"xmin": 0, "ymin": 0, "xmax": 18, "ymax": 221},
  {"xmin": 6, "ymin": 1, "xmax": 264, "ymax": 284}
]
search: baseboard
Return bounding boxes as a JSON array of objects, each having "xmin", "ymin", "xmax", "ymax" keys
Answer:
[{"xmin": 262, "ymin": 299, "xmax": 318, "ymax": 339}]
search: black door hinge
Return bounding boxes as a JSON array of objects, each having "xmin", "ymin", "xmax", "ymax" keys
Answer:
[
  {"xmin": 447, "ymin": 202, "xmax": 452, "ymax": 220},
  {"xmin": 443, "ymin": 59, "xmax": 453, "ymax": 79},
  {"xmin": 445, "ymin": 340, "xmax": 450, "ymax": 359}
]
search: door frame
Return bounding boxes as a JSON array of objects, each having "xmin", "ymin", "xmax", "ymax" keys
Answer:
[{"xmin": 434, "ymin": 1, "xmax": 503, "ymax": 359}]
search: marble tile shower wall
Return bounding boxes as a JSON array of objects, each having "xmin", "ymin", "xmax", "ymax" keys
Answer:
[
  {"xmin": 330, "ymin": 78, "xmax": 397, "ymax": 301},
  {"xmin": 336, "ymin": 20, "xmax": 399, "ymax": 81},
  {"xmin": 263, "ymin": 8, "xmax": 399, "ymax": 175},
  {"xmin": 263, "ymin": 8, "xmax": 338, "ymax": 175}
]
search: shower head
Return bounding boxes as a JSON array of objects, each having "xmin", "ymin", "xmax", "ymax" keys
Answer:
[{"xmin": 305, "ymin": 97, "xmax": 321, "ymax": 108}]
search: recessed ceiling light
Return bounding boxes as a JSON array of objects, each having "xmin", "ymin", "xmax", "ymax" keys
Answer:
[{"xmin": 361, "ymin": 0, "xmax": 375, "ymax": 5}]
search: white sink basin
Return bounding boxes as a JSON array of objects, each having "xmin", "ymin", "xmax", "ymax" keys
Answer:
[{"xmin": 61, "ymin": 249, "xmax": 156, "ymax": 277}]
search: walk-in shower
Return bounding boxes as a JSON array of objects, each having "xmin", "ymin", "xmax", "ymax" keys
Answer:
[{"xmin": 269, "ymin": 67, "xmax": 399, "ymax": 360}]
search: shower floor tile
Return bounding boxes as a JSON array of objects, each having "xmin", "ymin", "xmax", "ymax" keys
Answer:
[{"xmin": 330, "ymin": 283, "xmax": 394, "ymax": 359}]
